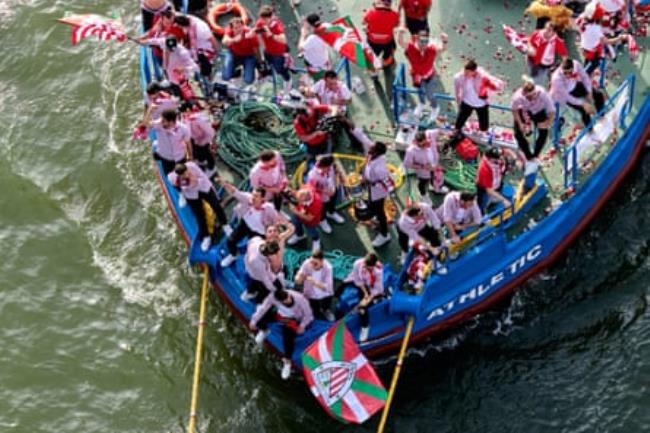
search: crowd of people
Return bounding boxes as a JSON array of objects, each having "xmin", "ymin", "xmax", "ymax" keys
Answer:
[{"xmin": 137, "ymin": 0, "xmax": 638, "ymax": 379}]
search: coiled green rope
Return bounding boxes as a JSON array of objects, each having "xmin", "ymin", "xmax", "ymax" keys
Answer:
[{"xmin": 283, "ymin": 248, "xmax": 360, "ymax": 282}]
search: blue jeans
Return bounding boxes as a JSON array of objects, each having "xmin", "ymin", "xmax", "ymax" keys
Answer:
[
  {"xmin": 291, "ymin": 215, "xmax": 320, "ymax": 241},
  {"xmin": 266, "ymin": 53, "xmax": 291, "ymax": 81},
  {"xmin": 416, "ymin": 75, "xmax": 439, "ymax": 109},
  {"xmin": 222, "ymin": 50, "xmax": 257, "ymax": 85}
]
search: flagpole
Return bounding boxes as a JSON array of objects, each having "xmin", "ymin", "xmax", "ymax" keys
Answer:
[{"xmin": 187, "ymin": 266, "xmax": 210, "ymax": 433}]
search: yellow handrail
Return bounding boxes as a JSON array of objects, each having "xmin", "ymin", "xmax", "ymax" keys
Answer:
[{"xmin": 188, "ymin": 266, "xmax": 210, "ymax": 433}]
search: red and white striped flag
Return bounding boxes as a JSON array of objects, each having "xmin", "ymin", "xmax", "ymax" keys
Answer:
[
  {"xmin": 58, "ymin": 14, "xmax": 127, "ymax": 46},
  {"xmin": 502, "ymin": 24, "xmax": 529, "ymax": 54}
]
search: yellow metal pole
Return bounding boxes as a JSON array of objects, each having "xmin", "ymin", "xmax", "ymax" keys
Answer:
[
  {"xmin": 376, "ymin": 317, "xmax": 415, "ymax": 433},
  {"xmin": 188, "ymin": 266, "xmax": 210, "ymax": 433}
]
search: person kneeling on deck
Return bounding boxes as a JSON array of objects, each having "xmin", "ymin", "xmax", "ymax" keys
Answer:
[
  {"xmin": 311, "ymin": 70, "xmax": 353, "ymax": 111},
  {"xmin": 295, "ymin": 251, "xmax": 336, "ymax": 321},
  {"xmin": 364, "ymin": 142, "xmax": 394, "ymax": 247},
  {"xmin": 403, "ymin": 129, "xmax": 447, "ymax": 204},
  {"xmin": 243, "ymin": 237, "xmax": 284, "ymax": 303},
  {"xmin": 397, "ymin": 27, "xmax": 448, "ymax": 121},
  {"xmin": 339, "ymin": 253, "xmax": 386, "ymax": 342},
  {"xmin": 511, "ymin": 79, "xmax": 556, "ymax": 168},
  {"xmin": 218, "ymin": 180, "xmax": 286, "ymax": 268},
  {"xmin": 476, "ymin": 147, "xmax": 512, "ymax": 214},
  {"xmin": 249, "ymin": 150, "xmax": 288, "ymax": 211},
  {"xmin": 222, "ymin": 17, "xmax": 260, "ymax": 87},
  {"xmin": 178, "ymin": 101, "xmax": 217, "ymax": 177},
  {"xmin": 438, "ymin": 191, "xmax": 482, "ymax": 245},
  {"xmin": 256, "ymin": 6, "xmax": 293, "ymax": 95},
  {"xmin": 307, "ymin": 155, "xmax": 347, "ymax": 228},
  {"xmin": 550, "ymin": 58, "xmax": 605, "ymax": 128},
  {"xmin": 397, "ymin": 202, "xmax": 446, "ymax": 274},
  {"xmin": 142, "ymin": 109, "xmax": 192, "ymax": 175},
  {"xmin": 453, "ymin": 59, "xmax": 505, "ymax": 134},
  {"xmin": 168, "ymin": 162, "xmax": 229, "ymax": 252},
  {"xmin": 250, "ymin": 289, "xmax": 314, "ymax": 379},
  {"xmin": 287, "ymin": 184, "xmax": 325, "ymax": 253}
]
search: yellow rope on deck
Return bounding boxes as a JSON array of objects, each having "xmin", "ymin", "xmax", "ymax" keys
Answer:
[{"xmin": 188, "ymin": 266, "xmax": 210, "ymax": 433}]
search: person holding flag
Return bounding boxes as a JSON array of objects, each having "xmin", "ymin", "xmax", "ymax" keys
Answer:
[
  {"xmin": 299, "ymin": 14, "xmax": 333, "ymax": 80},
  {"xmin": 250, "ymin": 289, "xmax": 314, "ymax": 379},
  {"xmin": 363, "ymin": 0, "xmax": 401, "ymax": 70},
  {"xmin": 256, "ymin": 6, "xmax": 293, "ymax": 95},
  {"xmin": 397, "ymin": 27, "xmax": 448, "ymax": 121}
]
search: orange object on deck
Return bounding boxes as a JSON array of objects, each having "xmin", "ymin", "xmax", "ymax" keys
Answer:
[{"xmin": 207, "ymin": 2, "xmax": 250, "ymax": 37}]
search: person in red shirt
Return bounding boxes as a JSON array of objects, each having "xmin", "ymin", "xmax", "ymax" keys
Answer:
[
  {"xmin": 256, "ymin": 6, "xmax": 293, "ymax": 94},
  {"xmin": 222, "ymin": 17, "xmax": 260, "ymax": 85},
  {"xmin": 287, "ymin": 185, "xmax": 325, "ymax": 253},
  {"xmin": 397, "ymin": 27, "xmax": 448, "ymax": 120},
  {"xmin": 399, "ymin": 0, "xmax": 432, "ymax": 35},
  {"xmin": 527, "ymin": 21, "xmax": 569, "ymax": 85},
  {"xmin": 475, "ymin": 147, "xmax": 512, "ymax": 213},
  {"xmin": 363, "ymin": 0, "xmax": 400, "ymax": 69},
  {"xmin": 140, "ymin": 6, "xmax": 186, "ymax": 62}
]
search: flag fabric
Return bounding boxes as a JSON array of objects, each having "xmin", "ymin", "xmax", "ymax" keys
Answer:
[
  {"xmin": 58, "ymin": 14, "xmax": 127, "ymax": 46},
  {"xmin": 316, "ymin": 17, "xmax": 376, "ymax": 70},
  {"xmin": 502, "ymin": 24, "xmax": 529, "ymax": 54},
  {"xmin": 302, "ymin": 322, "xmax": 387, "ymax": 424}
]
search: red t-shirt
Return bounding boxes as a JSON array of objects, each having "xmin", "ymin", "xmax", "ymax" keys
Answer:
[
  {"xmin": 527, "ymin": 30, "xmax": 568, "ymax": 66},
  {"xmin": 476, "ymin": 157, "xmax": 504, "ymax": 190},
  {"xmin": 255, "ymin": 18, "xmax": 288, "ymax": 56},
  {"xmin": 405, "ymin": 41, "xmax": 437, "ymax": 81},
  {"xmin": 363, "ymin": 7, "xmax": 400, "ymax": 44},
  {"xmin": 293, "ymin": 105, "xmax": 330, "ymax": 147},
  {"xmin": 400, "ymin": 0, "xmax": 432, "ymax": 20},
  {"xmin": 296, "ymin": 185, "xmax": 323, "ymax": 228},
  {"xmin": 225, "ymin": 27, "xmax": 259, "ymax": 57}
]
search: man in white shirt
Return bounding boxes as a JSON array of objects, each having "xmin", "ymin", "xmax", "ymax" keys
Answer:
[
  {"xmin": 511, "ymin": 79, "xmax": 556, "ymax": 161},
  {"xmin": 550, "ymin": 58, "xmax": 605, "ymax": 127},
  {"xmin": 453, "ymin": 59, "xmax": 504, "ymax": 133},
  {"xmin": 143, "ymin": 109, "xmax": 191, "ymax": 174},
  {"xmin": 311, "ymin": 70, "xmax": 353, "ymax": 110},
  {"xmin": 295, "ymin": 251, "xmax": 335, "ymax": 321},
  {"xmin": 298, "ymin": 13, "xmax": 332, "ymax": 80}
]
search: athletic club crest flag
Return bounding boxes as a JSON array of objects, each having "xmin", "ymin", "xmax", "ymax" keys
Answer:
[{"xmin": 302, "ymin": 322, "xmax": 387, "ymax": 424}]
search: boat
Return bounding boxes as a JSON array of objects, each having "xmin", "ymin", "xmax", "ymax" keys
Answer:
[{"xmin": 137, "ymin": 7, "xmax": 650, "ymax": 367}]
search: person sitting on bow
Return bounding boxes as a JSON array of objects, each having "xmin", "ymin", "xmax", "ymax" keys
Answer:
[{"xmin": 397, "ymin": 201, "xmax": 445, "ymax": 272}]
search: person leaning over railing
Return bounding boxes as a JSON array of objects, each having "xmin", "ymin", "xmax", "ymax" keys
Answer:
[
  {"xmin": 438, "ymin": 191, "xmax": 482, "ymax": 245},
  {"xmin": 550, "ymin": 58, "xmax": 605, "ymax": 127},
  {"xmin": 397, "ymin": 202, "xmax": 446, "ymax": 274}
]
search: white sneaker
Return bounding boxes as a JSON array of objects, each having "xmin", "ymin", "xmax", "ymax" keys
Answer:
[
  {"xmin": 287, "ymin": 233, "xmax": 306, "ymax": 246},
  {"xmin": 436, "ymin": 265, "xmax": 448, "ymax": 275},
  {"xmin": 220, "ymin": 254, "xmax": 236, "ymax": 268},
  {"xmin": 324, "ymin": 311, "xmax": 336, "ymax": 321},
  {"xmin": 312, "ymin": 239, "xmax": 321, "ymax": 253},
  {"xmin": 429, "ymin": 106, "xmax": 440, "ymax": 122},
  {"xmin": 371, "ymin": 233, "xmax": 391, "ymax": 247},
  {"xmin": 327, "ymin": 211, "xmax": 345, "ymax": 224},
  {"xmin": 413, "ymin": 103, "xmax": 425, "ymax": 118},
  {"xmin": 241, "ymin": 290, "xmax": 256, "ymax": 302},
  {"xmin": 200, "ymin": 236, "xmax": 211, "ymax": 252},
  {"xmin": 359, "ymin": 327, "xmax": 369, "ymax": 342},
  {"xmin": 281, "ymin": 359, "xmax": 292, "ymax": 380},
  {"xmin": 319, "ymin": 219, "xmax": 332, "ymax": 234},
  {"xmin": 223, "ymin": 224, "xmax": 233, "ymax": 237},
  {"xmin": 254, "ymin": 329, "xmax": 269, "ymax": 346},
  {"xmin": 178, "ymin": 195, "xmax": 187, "ymax": 208},
  {"xmin": 422, "ymin": 195, "xmax": 432, "ymax": 205}
]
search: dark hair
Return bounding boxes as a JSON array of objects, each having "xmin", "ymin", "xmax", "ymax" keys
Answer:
[
  {"xmin": 306, "ymin": 13, "xmax": 321, "ymax": 27},
  {"xmin": 312, "ymin": 250, "xmax": 324, "ymax": 260},
  {"xmin": 561, "ymin": 58, "xmax": 574, "ymax": 70},
  {"xmin": 146, "ymin": 81, "xmax": 161, "ymax": 95},
  {"xmin": 174, "ymin": 15, "xmax": 190, "ymax": 27},
  {"xmin": 178, "ymin": 100, "xmax": 196, "ymax": 113},
  {"xmin": 460, "ymin": 191, "xmax": 476, "ymax": 202},
  {"xmin": 485, "ymin": 147, "xmax": 500, "ymax": 159},
  {"xmin": 252, "ymin": 186, "xmax": 267, "ymax": 196},
  {"xmin": 259, "ymin": 150, "xmax": 276, "ymax": 162},
  {"xmin": 324, "ymin": 70, "xmax": 337, "ymax": 80},
  {"xmin": 406, "ymin": 206, "xmax": 422, "ymax": 218},
  {"xmin": 369, "ymin": 141, "xmax": 387, "ymax": 158},
  {"xmin": 259, "ymin": 5, "xmax": 274, "ymax": 17},
  {"xmin": 364, "ymin": 253, "xmax": 378, "ymax": 267},
  {"xmin": 417, "ymin": 30, "xmax": 429, "ymax": 38},
  {"xmin": 464, "ymin": 59, "xmax": 478, "ymax": 71},
  {"xmin": 165, "ymin": 36, "xmax": 177, "ymax": 51},
  {"xmin": 161, "ymin": 109, "xmax": 178, "ymax": 122},
  {"xmin": 161, "ymin": 7, "xmax": 174, "ymax": 18},
  {"xmin": 261, "ymin": 240, "xmax": 280, "ymax": 256},
  {"xmin": 316, "ymin": 155, "xmax": 334, "ymax": 168},
  {"xmin": 273, "ymin": 289, "xmax": 290, "ymax": 302},
  {"xmin": 173, "ymin": 163, "xmax": 187, "ymax": 175},
  {"xmin": 414, "ymin": 131, "xmax": 426, "ymax": 142}
]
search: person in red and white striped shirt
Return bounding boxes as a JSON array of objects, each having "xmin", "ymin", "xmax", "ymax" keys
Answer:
[{"xmin": 526, "ymin": 21, "xmax": 569, "ymax": 85}]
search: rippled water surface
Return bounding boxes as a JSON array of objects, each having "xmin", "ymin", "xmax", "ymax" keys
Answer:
[{"xmin": 1, "ymin": 1, "xmax": 649, "ymax": 432}]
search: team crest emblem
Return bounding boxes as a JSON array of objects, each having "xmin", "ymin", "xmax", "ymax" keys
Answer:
[{"xmin": 313, "ymin": 361, "xmax": 356, "ymax": 406}]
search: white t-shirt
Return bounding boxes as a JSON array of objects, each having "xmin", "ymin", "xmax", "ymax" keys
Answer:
[
  {"xmin": 581, "ymin": 23, "xmax": 604, "ymax": 52},
  {"xmin": 303, "ymin": 34, "xmax": 330, "ymax": 70},
  {"xmin": 311, "ymin": 79, "xmax": 352, "ymax": 107},
  {"xmin": 154, "ymin": 121, "xmax": 190, "ymax": 161}
]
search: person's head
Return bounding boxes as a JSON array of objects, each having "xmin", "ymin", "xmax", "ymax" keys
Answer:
[
  {"xmin": 229, "ymin": 17, "xmax": 244, "ymax": 33},
  {"xmin": 561, "ymin": 58, "xmax": 575, "ymax": 75},
  {"xmin": 463, "ymin": 59, "xmax": 478, "ymax": 78},
  {"xmin": 542, "ymin": 21, "xmax": 558, "ymax": 37},
  {"xmin": 485, "ymin": 146, "xmax": 501, "ymax": 161},
  {"xmin": 178, "ymin": 100, "xmax": 197, "ymax": 114},
  {"xmin": 265, "ymin": 224, "xmax": 279, "ymax": 240},
  {"xmin": 522, "ymin": 78, "xmax": 537, "ymax": 100},
  {"xmin": 174, "ymin": 14, "xmax": 190, "ymax": 29},
  {"xmin": 251, "ymin": 187, "xmax": 266, "ymax": 207},
  {"xmin": 324, "ymin": 70, "xmax": 339, "ymax": 90},
  {"xmin": 316, "ymin": 154, "xmax": 335, "ymax": 169},
  {"xmin": 273, "ymin": 289, "xmax": 294, "ymax": 306},
  {"xmin": 296, "ymin": 186, "xmax": 313, "ymax": 204},
  {"xmin": 161, "ymin": 109, "xmax": 178, "ymax": 129},
  {"xmin": 368, "ymin": 141, "xmax": 387, "ymax": 159},
  {"xmin": 165, "ymin": 36, "xmax": 177, "ymax": 52},
  {"xmin": 414, "ymin": 131, "xmax": 430, "ymax": 148},
  {"xmin": 260, "ymin": 240, "xmax": 281, "ymax": 257},
  {"xmin": 146, "ymin": 81, "xmax": 162, "ymax": 96},
  {"xmin": 306, "ymin": 13, "xmax": 321, "ymax": 29},
  {"xmin": 259, "ymin": 5, "xmax": 274, "ymax": 23},
  {"xmin": 406, "ymin": 205, "xmax": 423, "ymax": 219},
  {"xmin": 416, "ymin": 30, "xmax": 429, "ymax": 48},
  {"xmin": 364, "ymin": 253, "xmax": 379, "ymax": 269},
  {"xmin": 374, "ymin": 0, "xmax": 391, "ymax": 8},
  {"xmin": 160, "ymin": 6, "xmax": 175, "ymax": 25},
  {"xmin": 173, "ymin": 162, "xmax": 188, "ymax": 176},
  {"xmin": 310, "ymin": 250, "xmax": 324, "ymax": 269},
  {"xmin": 258, "ymin": 150, "xmax": 278, "ymax": 169},
  {"xmin": 460, "ymin": 191, "xmax": 476, "ymax": 208}
]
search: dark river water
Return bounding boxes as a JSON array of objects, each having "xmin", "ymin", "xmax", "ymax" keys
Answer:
[{"xmin": 0, "ymin": 1, "xmax": 649, "ymax": 432}]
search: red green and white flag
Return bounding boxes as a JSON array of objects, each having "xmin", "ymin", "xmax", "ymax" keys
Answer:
[
  {"xmin": 302, "ymin": 322, "xmax": 387, "ymax": 424},
  {"xmin": 316, "ymin": 16, "xmax": 377, "ymax": 70}
]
